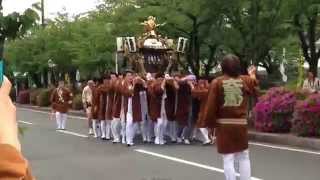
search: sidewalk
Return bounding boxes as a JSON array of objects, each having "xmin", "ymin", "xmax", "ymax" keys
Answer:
[{"xmin": 17, "ymin": 104, "xmax": 320, "ymax": 151}]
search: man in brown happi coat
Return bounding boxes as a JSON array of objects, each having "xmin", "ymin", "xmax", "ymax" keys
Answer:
[
  {"xmin": 203, "ymin": 54, "xmax": 259, "ymax": 180},
  {"xmin": 50, "ymin": 80, "xmax": 73, "ymax": 130},
  {"xmin": 122, "ymin": 72, "xmax": 146, "ymax": 146},
  {"xmin": 98, "ymin": 76, "xmax": 110, "ymax": 140},
  {"xmin": 91, "ymin": 79, "xmax": 102, "ymax": 138},
  {"xmin": 111, "ymin": 74, "xmax": 124, "ymax": 143},
  {"xmin": 151, "ymin": 74, "xmax": 178, "ymax": 145}
]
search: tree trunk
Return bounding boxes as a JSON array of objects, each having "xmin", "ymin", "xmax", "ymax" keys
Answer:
[{"xmin": 204, "ymin": 44, "xmax": 218, "ymax": 77}]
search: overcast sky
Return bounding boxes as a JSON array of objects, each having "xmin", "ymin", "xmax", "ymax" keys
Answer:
[{"xmin": 3, "ymin": 0, "xmax": 102, "ymax": 18}]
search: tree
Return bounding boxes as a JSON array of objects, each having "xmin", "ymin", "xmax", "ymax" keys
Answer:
[
  {"xmin": 288, "ymin": 0, "xmax": 320, "ymax": 76},
  {"xmin": 218, "ymin": 0, "xmax": 288, "ymax": 74},
  {"xmin": 0, "ymin": 1, "xmax": 39, "ymax": 59}
]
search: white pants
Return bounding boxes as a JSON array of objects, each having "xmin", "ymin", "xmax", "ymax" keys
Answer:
[
  {"xmin": 167, "ymin": 121, "xmax": 178, "ymax": 141},
  {"xmin": 155, "ymin": 117, "xmax": 168, "ymax": 144},
  {"xmin": 222, "ymin": 150, "xmax": 251, "ymax": 180},
  {"xmin": 199, "ymin": 128, "xmax": 211, "ymax": 143},
  {"xmin": 141, "ymin": 115, "xmax": 153, "ymax": 142},
  {"xmin": 126, "ymin": 113, "xmax": 136, "ymax": 145},
  {"xmin": 92, "ymin": 120, "xmax": 99, "ymax": 137},
  {"xmin": 111, "ymin": 118, "xmax": 121, "ymax": 141},
  {"xmin": 100, "ymin": 120, "xmax": 111, "ymax": 139},
  {"xmin": 55, "ymin": 112, "xmax": 67, "ymax": 129}
]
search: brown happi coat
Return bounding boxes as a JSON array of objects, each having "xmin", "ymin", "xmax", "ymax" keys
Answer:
[
  {"xmin": 91, "ymin": 86, "xmax": 100, "ymax": 120},
  {"xmin": 176, "ymin": 81, "xmax": 191, "ymax": 126},
  {"xmin": 191, "ymin": 82, "xmax": 209, "ymax": 128},
  {"xmin": 164, "ymin": 80, "xmax": 177, "ymax": 121},
  {"xmin": 203, "ymin": 75, "xmax": 258, "ymax": 154},
  {"xmin": 121, "ymin": 80, "xmax": 144, "ymax": 122},
  {"xmin": 112, "ymin": 79, "xmax": 124, "ymax": 119},
  {"xmin": 106, "ymin": 81, "xmax": 115, "ymax": 120},
  {"xmin": 147, "ymin": 80, "xmax": 163, "ymax": 121},
  {"xmin": 50, "ymin": 87, "xmax": 73, "ymax": 113},
  {"xmin": 98, "ymin": 84, "xmax": 109, "ymax": 120},
  {"xmin": 148, "ymin": 79, "xmax": 164, "ymax": 122}
]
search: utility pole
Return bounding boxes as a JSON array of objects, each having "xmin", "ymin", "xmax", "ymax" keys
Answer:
[{"xmin": 41, "ymin": 0, "xmax": 45, "ymax": 27}]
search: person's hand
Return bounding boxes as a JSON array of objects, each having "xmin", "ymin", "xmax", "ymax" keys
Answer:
[
  {"xmin": 248, "ymin": 66, "xmax": 257, "ymax": 79},
  {"xmin": 0, "ymin": 76, "xmax": 20, "ymax": 151}
]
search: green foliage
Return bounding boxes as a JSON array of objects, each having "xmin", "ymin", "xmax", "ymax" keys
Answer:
[
  {"xmin": 36, "ymin": 88, "xmax": 52, "ymax": 107},
  {"xmin": 29, "ymin": 89, "xmax": 42, "ymax": 105},
  {"xmin": 3, "ymin": 0, "xmax": 316, "ymax": 83}
]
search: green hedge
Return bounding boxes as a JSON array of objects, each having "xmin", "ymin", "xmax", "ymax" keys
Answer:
[
  {"xmin": 30, "ymin": 89, "xmax": 42, "ymax": 105},
  {"xmin": 36, "ymin": 88, "xmax": 53, "ymax": 107},
  {"xmin": 72, "ymin": 94, "xmax": 83, "ymax": 110}
]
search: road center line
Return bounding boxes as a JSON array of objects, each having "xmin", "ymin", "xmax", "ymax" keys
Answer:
[
  {"xmin": 135, "ymin": 149, "xmax": 263, "ymax": 180},
  {"xmin": 19, "ymin": 107, "xmax": 320, "ymax": 155},
  {"xmin": 18, "ymin": 120, "xmax": 33, "ymax": 125},
  {"xmin": 57, "ymin": 130, "xmax": 88, "ymax": 138}
]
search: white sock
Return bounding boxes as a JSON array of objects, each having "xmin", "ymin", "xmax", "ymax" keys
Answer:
[
  {"xmin": 61, "ymin": 113, "xmax": 67, "ymax": 129},
  {"xmin": 200, "ymin": 128, "xmax": 211, "ymax": 143},
  {"xmin": 105, "ymin": 121, "xmax": 111, "ymax": 139},
  {"xmin": 92, "ymin": 120, "xmax": 98, "ymax": 137},
  {"xmin": 55, "ymin": 112, "xmax": 61, "ymax": 129},
  {"xmin": 111, "ymin": 119, "xmax": 120, "ymax": 141},
  {"xmin": 100, "ymin": 121, "xmax": 106, "ymax": 138}
]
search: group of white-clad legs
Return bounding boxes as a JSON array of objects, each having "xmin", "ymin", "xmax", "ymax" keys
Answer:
[{"xmin": 85, "ymin": 91, "xmax": 212, "ymax": 146}]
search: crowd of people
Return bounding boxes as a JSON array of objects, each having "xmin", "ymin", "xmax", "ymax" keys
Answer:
[
  {"xmin": 53, "ymin": 70, "xmax": 214, "ymax": 146},
  {"xmin": 0, "ymin": 54, "xmax": 258, "ymax": 180},
  {"xmin": 48, "ymin": 54, "xmax": 259, "ymax": 180}
]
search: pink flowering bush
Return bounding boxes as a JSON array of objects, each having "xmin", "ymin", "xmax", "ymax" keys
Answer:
[
  {"xmin": 292, "ymin": 94, "xmax": 320, "ymax": 137},
  {"xmin": 254, "ymin": 87, "xmax": 296, "ymax": 133}
]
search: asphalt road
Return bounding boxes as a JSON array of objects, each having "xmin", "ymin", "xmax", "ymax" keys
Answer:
[{"xmin": 18, "ymin": 108, "xmax": 320, "ymax": 180}]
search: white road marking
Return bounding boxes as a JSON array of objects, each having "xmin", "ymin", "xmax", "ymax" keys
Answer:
[
  {"xmin": 19, "ymin": 107, "xmax": 320, "ymax": 155},
  {"xmin": 135, "ymin": 149, "xmax": 263, "ymax": 180},
  {"xmin": 57, "ymin": 130, "xmax": 88, "ymax": 138},
  {"xmin": 249, "ymin": 142, "xmax": 320, "ymax": 155},
  {"xmin": 19, "ymin": 107, "xmax": 87, "ymax": 120},
  {"xmin": 18, "ymin": 120, "xmax": 33, "ymax": 125}
]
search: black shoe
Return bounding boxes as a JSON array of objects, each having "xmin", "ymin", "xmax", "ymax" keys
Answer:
[
  {"xmin": 106, "ymin": 138, "xmax": 111, "ymax": 141},
  {"xmin": 102, "ymin": 138, "xmax": 107, "ymax": 141}
]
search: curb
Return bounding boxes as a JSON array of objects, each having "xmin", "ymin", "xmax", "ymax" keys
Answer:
[
  {"xmin": 248, "ymin": 131, "xmax": 320, "ymax": 151},
  {"xmin": 17, "ymin": 104, "xmax": 320, "ymax": 151}
]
